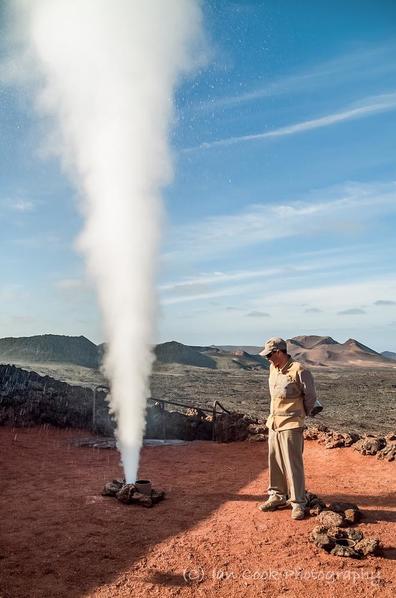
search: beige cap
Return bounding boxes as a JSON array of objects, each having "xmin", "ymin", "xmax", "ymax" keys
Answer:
[{"xmin": 259, "ymin": 337, "xmax": 287, "ymax": 357}]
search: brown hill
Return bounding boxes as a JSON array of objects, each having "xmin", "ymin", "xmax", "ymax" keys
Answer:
[{"xmin": 287, "ymin": 336, "xmax": 392, "ymax": 367}]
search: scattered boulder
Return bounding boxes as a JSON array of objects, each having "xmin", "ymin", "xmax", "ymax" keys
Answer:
[
  {"xmin": 328, "ymin": 502, "xmax": 361, "ymax": 524},
  {"xmin": 354, "ymin": 537, "xmax": 381, "ymax": 557},
  {"xmin": 306, "ymin": 424, "xmax": 395, "ymax": 460},
  {"xmin": 303, "ymin": 423, "xmax": 329, "ymax": 440},
  {"xmin": 116, "ymin": 483, "xmax": 139, "ymax": 504},
  {"xmin": 377, "ymin": 433, "xmax": 396, "ymax": 461},
  {"xmin": 305, "ymin": 492, "xmax": 326, "ymax": 516},
  {"xmin": 310, "ymin": 525, "xmax": 333, "ymax": 550},
  {"xmin": 317, "ymin": 510, "xmax": 345, "ymax": 528},
  {"xmin": 102, "ymin": 479, "xmax": 124, "ymax": 496},
  {"xmin": 322, "ymin": 431, "xmax": 361, "ymax": 449},
  {"xmin": 330, "ymin": 542, "xmax": 360, "ymax": 559},
  {"xmin": 354, "ymin": 435, "xmax": 386, "ymax": 456},
  {"xmin": 304, "ymin": 425, "xmax": 360, "ymax": 449}
]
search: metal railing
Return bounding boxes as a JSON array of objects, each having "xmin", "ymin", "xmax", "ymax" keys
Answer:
[{"xmin": 92, "ymin": 385, "xmax": 232, "ymax": 441}]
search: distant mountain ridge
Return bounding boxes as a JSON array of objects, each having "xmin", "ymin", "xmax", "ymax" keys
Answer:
[
  {"xmin": 0, "ymin": 334, "xmax": 99, "ymax": 369},
  {"xmin": 0, "ymin": 334, "xmax": 393, "ymax": 370}
]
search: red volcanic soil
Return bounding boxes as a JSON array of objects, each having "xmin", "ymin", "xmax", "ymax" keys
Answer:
[{"xmin": 0, "ymin": 427, "xmax": 395, "ymax": 598}]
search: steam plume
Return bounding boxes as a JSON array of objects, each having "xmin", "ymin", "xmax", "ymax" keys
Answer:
[{"xmin": 9, "ymin": 0, "xmax": 204, "ymax": 482}]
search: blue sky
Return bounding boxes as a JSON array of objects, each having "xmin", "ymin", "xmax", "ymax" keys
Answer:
[{"xmin": 1, "ymin": 0, "xmax": 396, "ymax": 351}]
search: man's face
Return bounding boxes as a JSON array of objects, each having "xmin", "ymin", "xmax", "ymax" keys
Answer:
[{"xmin": 267, "ymin": 349, "xmax": 283, "ymax": 368}]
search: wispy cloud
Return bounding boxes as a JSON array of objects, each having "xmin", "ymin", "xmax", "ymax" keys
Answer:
[
  {"xmin": 1, "ymin": 197, "xmax": 35, "ymax": 212},
  {"xmin": 374, "ymin": 299, "xmax": 396, "ymax": 306},
  {"xmin": 338, "ymin": 308, "xmax": 366, "ymax": 315},
  {"xmin": 184, "ymin": 92, "xmax": 396, "ymax": 152},
  {"xmin": 55, "ymin": 278, "xmax": 93, "ymax": 304},
  {"xmin": 161, "ymin": 282, "xmax": 257, "ymax": 305},
  {"xmin": 11, "ymin": 314, "xmax": 36, "ymax": 324},
  {"xmin": 160, "ymin": 246, "xmax": 385, "ymax": 308},
  {"xmin": 164, "ymin": 181, "xmax": 396, "ymax": 262},
  {"xmin": 194, "ymin": 43, "xmax": 396, "ymax": 112},
  {"xmin": 55, "ymin": 278, "xmax": 87, "ymax": 291},
  {"xmin": 246, "ymin": 311, "xmax": 270, "ymax": 318},
  {"xmin": 258, "ymin": 276, "xmax": 396, "ymax": 314},
  {"xmin": 160, "ymin": 266, "xmax": 297, "ymax": 292},
  {"xmin": 0, "ymin": 284, "xmax": 25, "ymax": 302},
  {"xmin": 305, "ymin": 307, "xmax": 322, "ymax": 313},
  {"xmin": 11, "ymin": 233, "xmax": 62, "ymax": 249}
]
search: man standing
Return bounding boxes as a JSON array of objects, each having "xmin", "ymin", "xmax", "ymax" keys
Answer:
[{"xmin": 258, "ymin": 337, "xmax": 317, "ymax": 520}]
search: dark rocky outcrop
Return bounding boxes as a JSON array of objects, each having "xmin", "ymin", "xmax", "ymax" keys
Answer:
[{"xmin": 0, "ymin": 364, "xmax": 112, "ymax": 434}]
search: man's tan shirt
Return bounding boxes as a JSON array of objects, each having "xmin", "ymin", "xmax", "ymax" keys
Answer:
[{"xmin": 266, "ymin": 356, "xmax": 317, "ymax": 431}]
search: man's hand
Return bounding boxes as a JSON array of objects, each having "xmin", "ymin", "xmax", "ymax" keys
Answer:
[{"xmin": 309, "ymin": 400, "xmax": 323, "ymax": 417}]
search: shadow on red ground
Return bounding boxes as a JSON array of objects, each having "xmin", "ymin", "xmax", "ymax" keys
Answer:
[{"xmin": 0, "ymin": 426, "xmax": 266, "ymax": 597}]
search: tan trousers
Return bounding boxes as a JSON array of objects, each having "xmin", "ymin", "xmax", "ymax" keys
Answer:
[{"xmin": 268, "ymin": 427, "xmax": 306, "ymax": 508}]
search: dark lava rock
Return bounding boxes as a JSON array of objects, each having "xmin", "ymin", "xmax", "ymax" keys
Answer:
[
  {"xmin": 354, "ymin": 537, "xmax": 381, "ymax": 556},
  {"xmin": 317, "ymin": 510, "xmax": 345, "ymax": 528},
  {"xmin": 346, "ymin": 529, "xmax": 364, "ymax": 543},
  {"xmin": 103, "ymin": 481, "xmax": 165, "ymax": 508},
  {"xmin": 309, "ymin": 526, "xmax": 334, "ymax": 550},
  {"xmin": 304, "ymin": 424, "xmax": 329, "ymax": 440},
  {"xmin": 305, "ymin": 491, "xmax": 327, "ymax": 516},
  {"xmin": 330, "ymin": 544, "xmax": 360, "ymax": 559},
  {"xmin": 116, "ymin": 483, "xmax": 137, "ymax": 504},
  {"xmin": 327, "ymin": 502, "xmax": 361, "ymax": 524},
  {"xmin": 324, "ymin": 431, "xmax": 361, "ymax": 449},
  {"xmin": 328, "ymin": 501, "xmax": 359, "ymax": 513},
  {"xmin": 101, "ymin": 479, "xmax": 125, "ymax": 497},
  {"xmin": 309, "ymin": 523, "xmax": 380, "ymax": 559},
  {"xmin": 377, "ymin": 438, "xmax": 396, "ymax": 462},
  {"xmin": 354, "ymin": 436, "xmax": 386, "ymax": 456},
  {"xmin": 344, "ymin": 508, "xmax": 361, "ymax": 524}
]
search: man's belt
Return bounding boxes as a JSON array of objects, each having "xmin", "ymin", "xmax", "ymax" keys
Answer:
[{"xmin": 270, "ymin": 411, "xmax": 304, "ymax": 416}]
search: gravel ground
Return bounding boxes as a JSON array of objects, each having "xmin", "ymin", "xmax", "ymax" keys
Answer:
[{"xmin": 150, "ymin": 364, "xmax": 396, "ymax": 436}]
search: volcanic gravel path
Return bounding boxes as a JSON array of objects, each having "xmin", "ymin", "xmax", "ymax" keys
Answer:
[{"xmin": 0, "ymin": 427, "xmax": 395, "ymax": 597}]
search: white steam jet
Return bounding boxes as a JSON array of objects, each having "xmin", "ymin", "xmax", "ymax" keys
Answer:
[{"xmin": 9, "ymin": 0, "xmax": 205, "ymax": 482}]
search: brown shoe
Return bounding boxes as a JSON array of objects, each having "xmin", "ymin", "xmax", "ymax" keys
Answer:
[
  {"xmin": 258, "ymin": 496, "xmax": 287, "ymax": 512},
  {"xmin": 291, "ymin": 506, "xmax": 305, "ymax": 520}
]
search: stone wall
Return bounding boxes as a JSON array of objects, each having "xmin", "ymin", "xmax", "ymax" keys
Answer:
[{"xmin": 0, "ymin": 365, "xmax": 268, "ymax": 443}]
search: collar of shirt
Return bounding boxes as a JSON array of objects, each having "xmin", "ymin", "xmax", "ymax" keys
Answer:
[{"xmin": 275, "ymin": 355, "xmax": 293, "ymax": 374}]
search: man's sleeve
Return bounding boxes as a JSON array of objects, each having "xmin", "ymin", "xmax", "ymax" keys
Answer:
[{"xmin": 299, "ymin": 368, "xmax": 317, "ymax": 416}]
